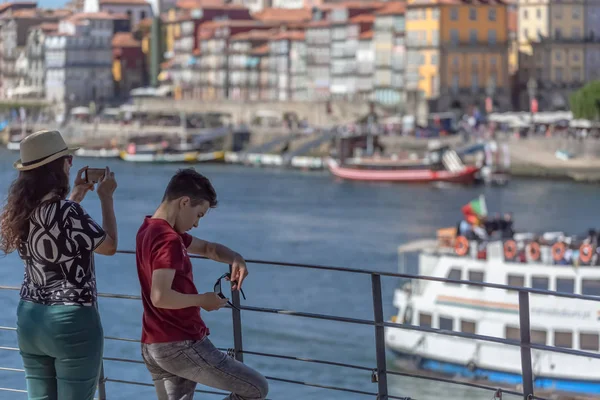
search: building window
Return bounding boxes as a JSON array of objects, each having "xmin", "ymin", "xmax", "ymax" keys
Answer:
[
  {"xmin": 523, "ymin": 9, "xmax": 528, "ymax": 19},
  {"xmin": 555, "ymin": 52, "xmax": 562, "ymax": 62},
  {"xmin": 471, "ymin": 73, "xmax": 479, "ymax": 92},
  {"xmin": 572, "ymin": 27, "xmax": 581, "ymax": 39},
  {"xmin": 572, "ymin": 68, "xmax": 581, "ymax": 82},
  {"xmin": 439, "ymin": 316, "xmax": 453, "ymax": 331},
  {"xmin": 536, "ymin": 8, "xmax": 541, "ymax": 19},
  {"xmin": 452, "ymin": 74, "xmax": 459, "ymax": 93},
  {"xmin": 419, "ymin": 313, "xmax": 432, "ymax": 328},
  {"xmin": 489, "ymin": 8, "xmax": 496, "ymax": 21},
  {"xmin": 531, "ymin": 276, "xmax": 549, "ymax": 290},
  {"xmin": 488, "ymin": 30, "xmax": 497, "ymax": 45},
  {"xmin": 573, "ymin": 52, "xmax": 580, "ymax": 62},
  {"xmin": 580, "ymin": 333, "xmax": 599, "ymax": 351},
  {"xmin": 469, "ymin": 29, "xmax": 477, "ymax": 44},
  {"xmin": 140, "ymin": 11, "xmax": 146, "ymax": 20},
  {"xmin": 468, "ymin": 270, "xmax": 484, "ymax": 285},
  {"xmin": 460, "ymin": 320, "xmax": 476, "ymax": 334},
  {"xmin": 556, "ymin": 68, "xmax": 563, "ymax": 81},
  {"xmin": 554, "ymin": 331, "xmax": 572, "ymax": 348},
  {"xmin": 450, "ymin": 29, "xmax": 459, "ymax": 45},
  {"xmin": 451, "ymin": 8, "xmax": 458, "ymax": 20},
  {"xmin": 555, "ymin": 28, "xmax": 562, "ymax": 40},
  {"xmin": 582, "ymin": 279, "xmax": 600, "ymax": 296},
  {"xmin": 505, "ymin": 326, "xmax": 520, "ymax": 341},
  {"xmin": 469, "ymin": 7, "xmax": 476, "ymax": 20},
  {"xmin": 556, "ymin": 278, "xmax": 575, "ymax": 293},
  {"xmin": 573, "ymin": 7, "xmax": 580, "ymax": 19},
  {"xmin": 532, "ymin": 329, "xmax": 547, "ymax": 345},
  {"xmin": 508, "ymin": 274, "xmax": 525, "ymax": 288}
]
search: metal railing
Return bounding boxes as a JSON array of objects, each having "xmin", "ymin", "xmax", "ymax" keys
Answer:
[{"xmin": 1, "ymin": 249, "xmax": 600, "ymax": 400}]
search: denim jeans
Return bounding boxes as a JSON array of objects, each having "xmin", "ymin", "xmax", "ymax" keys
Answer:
[
  {"xmin": 16, "ymin": 300, "xmax": 104, "ymax": 400},
  {"xmin": 141, "ymin": 337, "xmax": 268, "ymax": 400}
]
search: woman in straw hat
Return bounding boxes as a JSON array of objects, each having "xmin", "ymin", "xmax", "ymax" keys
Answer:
[{"xmin": 0, "ymin": 130, "xmax": 118, "ymax": 400}]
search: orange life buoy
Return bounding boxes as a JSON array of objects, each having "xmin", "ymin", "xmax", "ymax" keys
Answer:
[
  {"xmin": 527, "ymin": 242, "xmax": 541, "ymax": 261},
  {"xmin": 580, "ymin": 244, "xmax": 594, "ymax": 264},
  {"xmin": 504, "ymin": 240, "xmax": 518, "ymax": 260},
  {"xmin": 552, "ymin": 242, "xmax": 566, "ymax": 262},
  {"xmin": 454, "ymin": 236, "xmax": 469, "ymax": 256}
]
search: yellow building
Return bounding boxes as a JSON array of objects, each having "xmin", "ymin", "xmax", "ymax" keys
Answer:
[{"xmin": 406, "ymin": 0, "xmax": 511, "ymax": 113}]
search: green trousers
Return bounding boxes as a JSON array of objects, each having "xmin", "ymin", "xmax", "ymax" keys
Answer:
[{"xmin": 16, "ymin": 300, "xmax": 104, "ymax": 400}]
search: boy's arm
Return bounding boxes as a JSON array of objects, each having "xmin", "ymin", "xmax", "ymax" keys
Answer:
[
  {"xmin": 187, "ymin": 236, "xmax": 249, "ymax": 290},
  {"xmin": 151, "ymin": 269, "xmax": 227, "ymax": 311}
]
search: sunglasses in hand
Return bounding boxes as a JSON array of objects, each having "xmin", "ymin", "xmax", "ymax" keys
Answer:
[{"xmin": 213, "ymin": 272, "xmax": 246, "ymax": 311}]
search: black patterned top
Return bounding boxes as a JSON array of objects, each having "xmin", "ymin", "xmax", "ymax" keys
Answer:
[{"xmin": 18, "ymin": 200, "xmax": 106, "ymax": 306}]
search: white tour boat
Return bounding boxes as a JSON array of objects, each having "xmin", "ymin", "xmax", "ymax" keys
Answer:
[{"xmin": 386, "ymin": 231, "xmax": 600, "ymax": 396}]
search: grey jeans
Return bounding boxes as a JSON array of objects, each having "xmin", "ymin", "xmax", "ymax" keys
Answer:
[{"xmin": 141, "ymin": 337, "xmax": 268, "ymax": 400}]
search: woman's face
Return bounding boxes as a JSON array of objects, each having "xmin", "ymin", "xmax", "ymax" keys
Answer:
[{"xmin": 63, "ymin": 155, "xmax": 73, "ymax": 176}]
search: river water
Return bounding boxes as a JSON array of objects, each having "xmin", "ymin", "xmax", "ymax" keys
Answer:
[{"xmin": 0, "ymin": 147, "xmax": 599, "ymax": 400}]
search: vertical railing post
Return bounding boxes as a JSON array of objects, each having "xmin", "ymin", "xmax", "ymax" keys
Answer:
[
  {"xmin": 230, "ymin": 264, "xmax": 244, "ymax": 362},
  {"xmin": 97, "ymin": 359, "xmax": 107, "ymax": 399},
  {"xmin": 371, "ymin": 274, "xmax": 389, "ymax": 400},
  {"xmin": 518, "ymin": 291, "xmax": 534, "ymax": 400}
]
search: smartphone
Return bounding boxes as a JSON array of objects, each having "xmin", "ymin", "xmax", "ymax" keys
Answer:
[{"xmin": 85, "ymin": 168, "xmax": 105, "ymax": 184}]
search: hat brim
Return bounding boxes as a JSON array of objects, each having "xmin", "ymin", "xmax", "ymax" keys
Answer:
[{"xmin": 14, "ymin": 146, "xmax": 80, "ymax": 171}]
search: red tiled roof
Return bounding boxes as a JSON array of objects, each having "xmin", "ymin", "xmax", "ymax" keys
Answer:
[
  {"xmin": 176, "ymin": 0, "xmax": 247, "ymax": 10},
  {"xmin": 321, "ymin": 1, "xmax": 387, "ymax": 10},
  {"xmin": 31, "ymin": 22, "xmax": 58, "ymax": 31},
  {"xmin": 112, "ymin": 32, "xmax": 141, "ymax": 47},
  {"xmin": 376, "ymin": 2, "xmax": 405, "ymax": 15},
  {"xmin": 272, "ymin": 30, "xmax": 305, "ymax": 41},
  {"xmin": 409, "ymin": 0, "xmax": 508, "ymax": 6},
  {"xmin": 100, "ymin": 0, "xmax": 149, "ymax": 4},
  {"xmin": 65, "ymin": 11, "xmax": 128, "ymax": 22},
  {"xmin": 350, "ymin": 14, "xmax": 375, "ymax": 23},
  {"xmin": 0, "ymin": 2, "xmax": 37, "ymax": 14},
  {"xmin": 250, "ymin": 43, "xmax": 268, "ymax": 55},
  {"xmin": 200, "ymin": 19, "xmax": 269, "ymax": 29},
  {"xmin": 305, "ymin": 19, "xmax": 331, "ymax": 28},
  {"xmin": 359, "ymin": 29, "xmax": 373, "ymax": 40},
  {"xmin": 8, "ymin": 8, "xmax": 71, "ymax": 19},
  {"xmin": 231, "ymin": 28, "xmax": 276, "ymax": 41},
  {"xmin": 253, "ymin": 7, "xmax": 312, "ymax": 22}
]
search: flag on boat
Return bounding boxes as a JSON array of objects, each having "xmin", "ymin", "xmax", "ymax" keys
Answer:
[{"xmin": 461, "ymin": 195, "xmax": 487, "ymax": 224}]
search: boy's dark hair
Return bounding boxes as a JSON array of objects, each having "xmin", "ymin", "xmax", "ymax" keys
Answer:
[{"xmin": 162, "ymin": 168, "xmax": 218, "ymax": 208}]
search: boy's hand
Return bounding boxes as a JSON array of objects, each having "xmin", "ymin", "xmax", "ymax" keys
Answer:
[{"xmin": 230, "ymin": 256, "xmax": 248, "ymax": 290}]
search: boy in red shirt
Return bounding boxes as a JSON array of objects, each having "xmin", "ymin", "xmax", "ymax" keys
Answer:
[{"xmin": 136, "ymin": 169, "xmax": 268, "ymax": 400}]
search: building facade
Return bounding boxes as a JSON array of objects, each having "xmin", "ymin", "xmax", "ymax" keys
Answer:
[{"xmin": 45, "ymin": 12, "xmax": 119, "ymax": 104}]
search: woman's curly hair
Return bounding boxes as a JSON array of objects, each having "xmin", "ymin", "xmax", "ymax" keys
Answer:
[{"xmin": 0, "ymin": 157, "xmax": 70, "ymax": 254}]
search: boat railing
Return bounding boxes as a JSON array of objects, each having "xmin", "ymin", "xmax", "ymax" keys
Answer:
[{"xmin": 2, "ymin": 249, "xmax": 600, "ymax": 400}]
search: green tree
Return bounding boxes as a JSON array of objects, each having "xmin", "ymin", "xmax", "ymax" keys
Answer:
[{"xmin": 570, "ymin": 80, "xmax": 600, "ymax": 120}]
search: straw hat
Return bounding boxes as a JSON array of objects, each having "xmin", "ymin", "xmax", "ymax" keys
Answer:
[{"xmin": 14, "ymin": 130, "xmax": 79, "ymax": 171}]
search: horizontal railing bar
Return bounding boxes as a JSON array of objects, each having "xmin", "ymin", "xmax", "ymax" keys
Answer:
[
  {"xmin": 114, "ymin": 250, "xmax": 600, "ymax": 302},
  {"xmin": 0, "ymin": 346, "xmax": 18, "ymax": 351},
  {"xmin": 240, "ymin": 350, "xmax": 373, "ymax": 371},
  {"xmin": 0, "ymin": 367, "xmax": 24, "ymax": 373},
  {"xmin": 104, "ymin": 336, "xmax": 140, "ymax": 343},
  {"xmin": 103, "ymin": 357, "xmax": 144, "ymax": 365},
  {"xmin": 0, "ymin": 387, "xmax": 27, "ymax": 393},
  {"xmin": 2, "ymin": 303, "xmax": 598, "ymax": 361},
  {"xmin": 263, "ymin": 376, "xmax": 381, "ymax": 397},
  {"xmin": 104, "ymin": 378, "xmax": 229, "ymax": 397},
  {"xmin": 0, "ymin": 326, "xmax": 16, "ymax": 331}
]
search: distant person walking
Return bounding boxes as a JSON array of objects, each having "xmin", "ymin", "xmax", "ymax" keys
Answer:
[
  {"xmin": 0, "ymin": 130, "xmax": 118, "ymax": 400},
  {"xmin": 136, "ymin": 168, "xmax": 268, "ymax": 400}
]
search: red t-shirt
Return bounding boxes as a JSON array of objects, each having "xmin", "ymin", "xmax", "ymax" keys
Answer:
[{"xmin": 136, "ymin": 217, "xmax": 209, "ymax": 343}]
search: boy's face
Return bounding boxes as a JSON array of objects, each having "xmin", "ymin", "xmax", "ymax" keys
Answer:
[{"xmin": 174, "ymin": 197, "xmax": 210, "ymax": 234}]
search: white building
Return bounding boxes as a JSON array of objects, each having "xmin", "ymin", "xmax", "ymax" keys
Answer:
[
  {"xmin": 84, "ymin": 0, "xmax": 153, "ymax": 27},
  {"xmin": 45, "ymin": 12, "xmax": 118, "ymax": 104}
]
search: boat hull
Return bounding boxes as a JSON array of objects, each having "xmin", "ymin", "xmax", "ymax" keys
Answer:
[
  {"xmin": 6, "ymin": 141, "xmax": 19, "ymax": 151},
  {"xmin": 388, "ymin": 349, "xmax": 600, "ymax": 395},
  {"xmin": 120, "ymin": 151, "xmax": 199, "ymax": 163},
  {"xmin": 327, "ymin": 159, "xmax": 479, "ymax": 184},
  {"xmin": 75, "ymin": 148, "xmax": 120, "ymax": 158}
]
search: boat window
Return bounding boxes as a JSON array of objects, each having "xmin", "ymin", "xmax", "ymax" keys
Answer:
[
  {"xmin": 439, "ymin": 316, "xmax": 453, "ymax": 331},
  {"xmin": 531, "ymin": 276, "xmax": 549, "ymax": 290},
  {"xmin": 531, "ymin": 329, "xmax": 547, "ymax": 345},
  {"xmin": 419, "ymin": 313, "xmax": 432, "ymax": 328},
  {"xmin": 460, "ymin": 319, "xmax": 476, "ymax": 334},
  {"xmin": 580, "ymin": 333, "xmax": 599, "ymax": 351},
  {"xmin": 468, "ymin": 270, "xmax": 484, "ymax": 289},
  {"xmin": 505, "ymin": 326, "xmax": 520, "ymax": 341},
  {"xmin": 446, "ymin": 268, "xmax": 462, "ymax": 285},
  {"xmin": 554, "ymin": 331, "xmax": 573, "ymax": 348},
  {"xmin": 581, "ymin": 279, "xmax": 600, "ymax": 296},
  {"xmin": 556, "ymin": 277, "xmax": 575, "ymax": 293},
  {"xmin": 507, "ymin": 274, "xmax": 525, "ymax": 289}
]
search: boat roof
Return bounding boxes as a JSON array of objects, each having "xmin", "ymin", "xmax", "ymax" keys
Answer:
[{"xmin": 397, "ymin": 239, "xmax": 439, "ymax": 253}]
